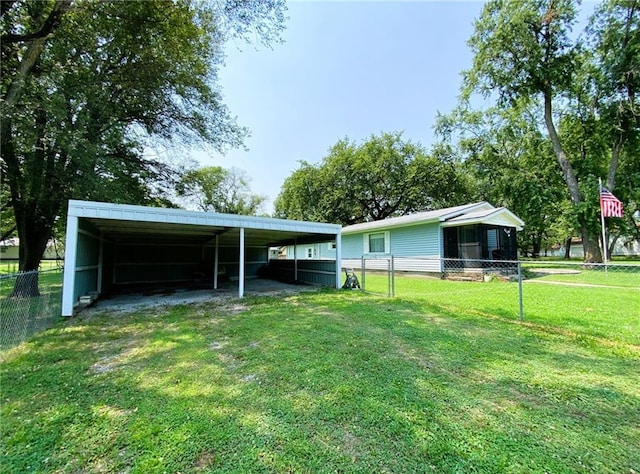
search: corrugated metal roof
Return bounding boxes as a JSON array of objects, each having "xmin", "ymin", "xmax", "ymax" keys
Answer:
[
  {"xmin": 68, "ymin": 200, "xmax": 340, "ymax": 247},
  {"xmin": 341, "ymin": 202, "xmax": 494, "ymax": 234},
  {"xmin": 442, "ymin": 207, "xmax": 525, "ymax": 230}
]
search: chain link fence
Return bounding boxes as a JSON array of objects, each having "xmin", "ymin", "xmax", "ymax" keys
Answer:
[
  {"xmin": 342, "ymin": 256, "xmax": 639, "ymax": 321},
  {"xmin": 0, "ymin": 269, "xmax": 64, "ymax": 350}
]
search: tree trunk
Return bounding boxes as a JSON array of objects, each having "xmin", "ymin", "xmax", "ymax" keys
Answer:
[
  {"xmin": 609, "ymin": 234, "xmax": 619, "ymax": 258},
  {"xmin": 11, "ymin": 272, "xmax": 40, "ymax": 297},
  {"xmin": 532, "ymin": 235, "xmax": 542, "ymax": 258},
  {"xmin": 563, "ymin": 236, "xmax": 572, "ymax": 260},
  {"xmin": 9, "ymin": 201, "xmax": 54, "ymax": 297},
  {"xmin": 543, "ymin": 90, "xmax": 602, "ymax": 263},
  {"xmin": 581, "ymin": 226, "xmax": 602, "ymax": 263}
]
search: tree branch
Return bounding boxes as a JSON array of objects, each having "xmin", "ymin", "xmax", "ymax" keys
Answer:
[
  {"xmin": 2, "ymin": 0, "xmax": 72, "ymax": 109},
  {"xmin": 1, "ymin": 226, "xmax": 17, "ymax": 242},
  {"xmin": 0, "ymin": 0, "xmax": 17, "ymax": 19}
]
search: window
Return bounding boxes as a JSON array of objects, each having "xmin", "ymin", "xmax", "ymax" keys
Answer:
[
  {"xmin": 364, "ymin": 231, "xmax": 390, "ymax": 254},
  {"xmin": 328, "ymin": 242, "xmax": 337, "ymax": 250}
]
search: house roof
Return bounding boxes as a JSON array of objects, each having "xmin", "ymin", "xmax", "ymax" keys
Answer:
[
  {"xmin": 0, "ymin": 238, "xmax": 58, "ymax": 247},
  {"xmin": 342, "ymin": 202, "xmax": 524, "ymax": 234},
  {"xmin": 441, "ymin": 207, "xmax": 525, "ymax": 230}
]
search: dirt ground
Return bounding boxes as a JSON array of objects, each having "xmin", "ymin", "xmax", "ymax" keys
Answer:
[{"xmin": 81, "ymin": 279, "xmax": 315, "ymax": 315}]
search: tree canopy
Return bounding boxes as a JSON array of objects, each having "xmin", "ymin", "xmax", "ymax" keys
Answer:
[
  {"xmin": 0, "ymin": 0, "xmax": 286, "ymax": 276},
  {"xmin": 176, "ymin": 166, "xmax": 267, "ymax": 216},
  {"xmin": 274, "ymin": 132, "xmax": 469, "ymax": 225},
  {"xmin": 454, "ymin": 0, "xmax": 639, "ymax": 261}
]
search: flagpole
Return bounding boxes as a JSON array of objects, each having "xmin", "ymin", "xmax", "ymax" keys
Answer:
[{"xmin": 599, "ymin": 178, "xmax": 608, "ymax": 264}]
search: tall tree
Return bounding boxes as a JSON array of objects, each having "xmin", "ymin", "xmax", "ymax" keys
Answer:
[
  {"xmin": 463, "ymin": 0, "xmax": 638, "ymax": 262},
  {"xmin": 176, "ymin": 166, "xmax": 266, "ymax": 215},
  {"xmin": 436, "ymin": 104, "xmax": 569, "ymax": 257},
  {"xmin": 275, "ymin": 132, "xmax": 469, "ymax": 225},
  {"xmin": 0, "ymin": 0, "xmax": 285, "ymax": 287}
]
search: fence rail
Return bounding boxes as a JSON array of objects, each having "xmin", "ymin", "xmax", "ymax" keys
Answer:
[
  {"xmin": 342, "ymin": 256, "xmax": 639, "ymax": 321},
  {"xmin": 0, "ymin": 269, "xmax": 63, "ymax": 350}
]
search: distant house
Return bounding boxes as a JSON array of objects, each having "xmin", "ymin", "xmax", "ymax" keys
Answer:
[
  {"xmin": 282, "ymin": 241, "xmax": 337, "ymax": 260},
  {"xmin": 284, "ymin": 202, "xmax": 524, "ymax": 271},
  {"xmin": 0, "ymin": 238, "xmax": 62, "ymax": 260},
  {"xmin": 544, "ymin": 237, "xmax": 640, "ymax": 258}
]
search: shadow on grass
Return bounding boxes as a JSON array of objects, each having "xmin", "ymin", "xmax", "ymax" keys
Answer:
[{"xmin": 1, "ymin": 291, "xmax": 638, "ymax": 473}]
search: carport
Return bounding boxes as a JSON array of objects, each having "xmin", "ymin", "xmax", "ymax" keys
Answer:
[{"xmin": 62, "ymin": 200, "xmax": 342, "ymax": 316}]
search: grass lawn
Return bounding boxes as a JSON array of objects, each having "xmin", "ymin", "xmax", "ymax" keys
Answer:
[
  {"xmin": 0, "ymin": 260, "xmax": 63, "ymax": 275},
  {"xmin": 1, "ymin": 287, "xmax": 639, "ymax": 473},
  {"xmin": 1, "ymin": 269, "xmax": 63, "ymax": 348},
  {"xmin": 364, "ymin": 272, "xmax": 639, "ymax": 346}
]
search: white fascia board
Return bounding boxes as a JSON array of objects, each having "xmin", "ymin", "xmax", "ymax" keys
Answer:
[
  {"xmin": 441, "ymin": 208, "xmax": 524, "ymax": 230},
  {"xmin": 342, "ymin": 216, "xmax": 440, "ymax": 235},
  {"xmin": 341, "ymin": 202, "xmax": 491, "ymax": 235},
  {"xmin": 439, "ymin": 201, "xmax": 494, "ymax": 221},
  {"xmin": 68, "ymin": 200, "xmax": 341, "ymax": 235}
]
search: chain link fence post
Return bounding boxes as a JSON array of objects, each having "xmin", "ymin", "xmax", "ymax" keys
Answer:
[
  {"xmin": 518, "ymin": 261, "xmax": 524, "ymax": 321},
  {"xmin": 391, "ymin": 255, "xmax": 395, "ymax": 297}
]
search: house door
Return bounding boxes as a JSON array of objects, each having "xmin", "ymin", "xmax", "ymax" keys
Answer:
[{"xmin": 443, "ymin": 227, "xmax": 458, "ymax": 258}]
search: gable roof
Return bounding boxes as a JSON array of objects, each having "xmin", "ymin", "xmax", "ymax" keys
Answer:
[
  {"xmin": 342, "ymin": 202, "xmax": 524, "ymax": 234},
  {"xmin": 441, "ymin": 207, "xmax": 525, "ymax": 230}
]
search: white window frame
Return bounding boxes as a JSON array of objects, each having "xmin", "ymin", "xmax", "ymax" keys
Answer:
[
  {"xmin": 363, "ymin": 231, "xmax": 390, "ymax": 254},
  {"xmin": 328, "ymin": 241, "xmax": 337, "ymax": 250}
]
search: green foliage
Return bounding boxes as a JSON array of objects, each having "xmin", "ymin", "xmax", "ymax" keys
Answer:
[
  {"xmin": 452, "ymin": 0, "xmax": 639, "ymax": 261},
  {"xmin": 176, "ymin": 166, "xmax": 267, "ymax": 215},
  {"xmin": 0, "ymin": 182, "xmax": 16, "ymax": 241},
  {"xmin": 463, "ymin": 0, "xmax": 578, "ymax": 105},
  {"xmin": 436, "ymin": 104, "xmax": 568, "ymax": 256},
  {"xmin": 0, "ymin": 0, "xmax": 285, "ymax": 272},
  {"xmin": 275, "ymin": 132, "xmax": 469, "ymax": 225}
]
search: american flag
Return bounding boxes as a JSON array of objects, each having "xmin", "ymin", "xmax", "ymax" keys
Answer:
[{"xmin": 600, "ymin": 187, "xmax": 623, "ymax": 217}]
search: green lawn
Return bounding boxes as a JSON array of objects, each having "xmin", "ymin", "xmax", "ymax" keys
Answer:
[
  {"xmin": 364, "ymin": 272, "xmax": 639, "ymax": 346},
  {"xmin": 0, "ymin": 270, "xmax": 63, "ymax": 348},
  {"xmin": 522, "ymin": 261, "xmax": 640, "ymax": 288},
  {"xmin": 0, "ymin": 260, "xmax": 62, "ymax": 275},
  {"xmin": 2, "ymin": 286, "xmax": 638, "ymax": 473}
]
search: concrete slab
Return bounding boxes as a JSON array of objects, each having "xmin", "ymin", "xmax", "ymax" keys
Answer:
[{"xmin": 81, "ymin": 279, "xmax": 315, "ymax": 315}]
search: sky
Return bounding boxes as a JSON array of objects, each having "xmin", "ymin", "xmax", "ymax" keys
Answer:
[{"xmin": 190, "ymin": 0, "xmax": 590, "ymax": 214}]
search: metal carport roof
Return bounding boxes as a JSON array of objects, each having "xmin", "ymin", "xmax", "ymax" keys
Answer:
[{"xmin": 62, "ymin": 200, "xmax": 342, "ymax": 316}]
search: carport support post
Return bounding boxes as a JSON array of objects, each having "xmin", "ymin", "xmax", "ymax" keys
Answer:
[
  {"xmin": 239, "ymin": 227, "xmax": 245, "ymax": 298},
  {"xmin": 294, "ymin": 238, "xmax": 298, "ymax": 282},
  {"xmin": 213, "ymin": 234, "xmax": 219, "ymax": 290},
  {"xmin": 335, "ymin": 233, "xmax": 342, "ymax": 289},
  {"xmin": 62, "ymin": 214, "xmax": 79, "ymax": 317},
  {"xmin": 97, "ymin": 232, "xmax": 104, "ymax": 294}
]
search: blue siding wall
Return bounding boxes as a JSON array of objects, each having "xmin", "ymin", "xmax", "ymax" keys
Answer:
[
  {"xmin": 282, "ymin": 224, "xmax": 444, "ymax": 263},
  {"xmin": 265, "ymin": 259, "xmax": 336, "ymax": 286},
  {"xmin": 341, "ymin": 234, "xmax": 363, "ymax": 258},
  {"xmin": 341, "ymin": 223, "xmax": 441, "ymax": 258},
  {"xmin": 389, "ymin": 223, "xmax": 440, "ymax": 257},
  {"xmin": 74, "ymin": 219, "xmax": 101, "ymax": 303}
]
